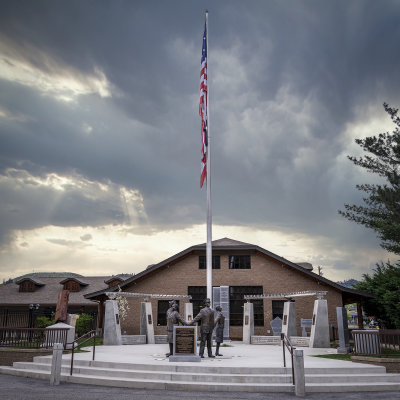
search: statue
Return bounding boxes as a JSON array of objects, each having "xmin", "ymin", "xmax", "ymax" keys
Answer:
[
  {"xmin": 166, "ymin": 302, "xmax": 187, "ymax": 357},
  {"xmin": 214, "ymin": 305, "xmax": 225, "ymax": 356},
  {"xmin": 189, "ymin": 298, "xmax": 215, "ymax": 358},
  {"xmin": 55, "ymin": 289, "xmax": 69, "ymax": 323}
]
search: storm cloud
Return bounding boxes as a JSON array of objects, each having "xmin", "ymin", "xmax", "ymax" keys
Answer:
[{"xmin": 1, "ymin": 0, "xmax": 400, "ymax": 280}]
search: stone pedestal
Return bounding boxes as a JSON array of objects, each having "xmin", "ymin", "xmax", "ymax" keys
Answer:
[
  {"xmin": 243, "ymin": 302, "xmax": 254, "ymax": 344},
  {"xmin": 103, "ymin": 300, "xmax": 122, "ymax": 345},
  {"xmin": 169, "ymin": 326, "xmax": 201, "ymax": 362},
  {"xmin": 185, "ymin": 302, "xmax": 193, "ymax": 323},
  {"xmin": 46, "ymin": 322, "xmax": 75, "ymax": 349},
  {"xmin": 281, "ymin": 301, "xmax": 297, "ymax": 338},
  {"xmin": 309, "ymin": 299, "xmax": 330, "ymax": 348},
  {"xmin": 140, "ymin": 302, "xmax": 155, "ymax": 344},
  {"xmin": 336, "ymin": 307, "xmax": 350, "ymax": 353}
]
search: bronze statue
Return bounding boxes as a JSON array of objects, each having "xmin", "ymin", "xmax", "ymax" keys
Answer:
[
  {"xmin": 214, "ymin": 305, "xmax": 225, "ymax": 356},
  {"xmin": 190, "ymin": 298, "xmax": 215, "ymax": 358},
  {"xmin": 166, "ymin": 302, "xmax": 187, "ymax": 357},
  {"xmin": 55, "ymin": 289, "xmax": 69, "ymax": 323}
]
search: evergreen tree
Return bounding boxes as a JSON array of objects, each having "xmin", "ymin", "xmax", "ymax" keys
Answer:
[
  {"xmin": 354, "ymin": 261, "xmax": 400, "ymax": 328},
  {"xmin": 339, "ymin": 103, "xmax": 400, "ymax": 255}
]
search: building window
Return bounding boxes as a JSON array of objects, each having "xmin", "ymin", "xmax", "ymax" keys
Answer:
[
  {"xmin": 229, "ymin": 286, "xmax": 263, "ymax": 326},
  {"xmin": 272, "ymin": 300, "xmax": 285, "ymax": 319},
  {"xmin": 198, "ymin": 255, "xmax": 221, "ymax": 269},
  {"xmin": 157, "ymin": 300, "xmax": 180, "ymax": 326},
  {"xmin": 19, "ymin": 280, "xmax": 35, "ymax": 292},
  {"xmin": 63, "ymin": 280, "xmax": 80, "ymax": 292},
  {"xmin": 229, "ymin": 255, "xmax": 251, "ymax": 269},
  {"xmin": 188, "ymin": 286, "xmax": 207, "ymax": 317}
]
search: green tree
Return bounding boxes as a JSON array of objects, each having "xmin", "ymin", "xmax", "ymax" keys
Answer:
[
  {"xmin": 354, "ymin": 261, "xmax": 400, "ymax": 328},
  {"xmin": 339, "ymin": 103, "xmax": 400, "ymax": 254},
  {"xmin": 75, "ymin": 313, "xmax": 94, "ymax": 336}
]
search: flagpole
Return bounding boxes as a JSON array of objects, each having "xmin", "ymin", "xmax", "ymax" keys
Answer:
[{"xmin": 205, "ymin": 10, "xmax": 212, "ymax": 304}]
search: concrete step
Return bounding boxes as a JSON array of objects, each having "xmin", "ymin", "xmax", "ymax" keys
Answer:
[
  {"xmin": 2, "ymin": 357, "xmax": 400, "ymax": 393},
  {"xmin": 306, "ymin": 373, "xmax": 400, "ymax": 383},
  {"xmin": 306, "ymin": 382, "xmax": 400, "ymax": 392}
]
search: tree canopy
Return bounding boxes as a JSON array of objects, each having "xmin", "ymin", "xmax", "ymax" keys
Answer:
[
  {"xmin": 354, "ymin": 261, "xmax": 400, "ymax": 328},
  {"xmin": 339, "ymin": 103, "xmax": 400, "ymax": 255}
]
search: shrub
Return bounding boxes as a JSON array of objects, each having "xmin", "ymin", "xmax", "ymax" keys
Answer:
[
  {"xmin": 75, "ymin": 313, "xmax": 94, "ymax": 336},
  {"xmin": 36, "ymin": 315, "xmax": 54, "ymax": 329}
]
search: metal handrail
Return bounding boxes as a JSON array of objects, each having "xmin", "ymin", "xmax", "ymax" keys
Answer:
[
  {"xmin": 69, "ymin": 330, "xmax": 97, "ymax": 375},
  {"xmin": 281, "ymin": 333, "xmax": 296, "ymax": 385}
]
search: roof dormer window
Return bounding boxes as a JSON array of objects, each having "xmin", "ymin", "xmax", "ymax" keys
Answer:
[
  {"xmin": 63, "ymin": 280, "xmax": 81, "ymax": 292},
  {"xmin": 59, "ymin": 278, "xmax": 88, "ymax": 292},
  {"xmin": 19, "ymin": 280, "xmax": 36, "ymax": 292}
]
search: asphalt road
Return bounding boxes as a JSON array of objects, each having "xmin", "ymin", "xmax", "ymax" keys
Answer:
[{"xmin": 0, "ymin": 374, "xmax": 400, "ymax": 400}]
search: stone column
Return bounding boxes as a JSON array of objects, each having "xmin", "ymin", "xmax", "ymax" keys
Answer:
[
  {"xmin": 336, "ymin": 307, "xmax": 350, "ymax": 353},
  {"xmin": 49, "ymin": 343, "xmax": 63, "ymax": 386},
  {"xmin": 185, "ymin": 302, "xmax": 193, "ymax": 323},
  {"xmin": 309, "ymin": 299, "xmax": 330, "ymax": 348},
  {"xmin": 140, "ymin": 301, "xmax": 155, "ymax": 344},
  {"xmin": 242, "ymin": 302, "xmax": 254, "ymax": 344},
  {"xmin": 293, "ymin": 349, "xmax": 306, "ymax": 397},
  {"xmin": 103, "ymin": 300, "xmax": 122, "ymax": 345},
  {"xmin": 281, "ymin": 301, "xmax": 297, "ymax": 338}
]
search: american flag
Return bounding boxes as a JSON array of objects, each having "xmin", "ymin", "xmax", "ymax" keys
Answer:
[{"xmin": 199, "ymin": 21, "xmax": 208, "ymax": 188}]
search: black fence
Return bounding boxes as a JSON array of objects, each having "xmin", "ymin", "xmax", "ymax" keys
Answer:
[
  {"xmin": 0, "ymin": 309, "xmax": 98, "ymax": 331},
  {"xmin": 0, "ymin": 327, "xmax": 69, "ymax": 349}
]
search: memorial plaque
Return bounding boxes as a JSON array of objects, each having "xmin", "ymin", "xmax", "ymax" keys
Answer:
[
  {"xmin": 283, "ymin": 315, "xmax": 287, "ymax": 325},
  {"xmin": 312, "ymin": 314, "xmax": 316, "ymax": 325},
  {"xmin": 147, "ymin": 314, "xmax": 152, "ymax": 325},
  {"xmin": 245, "ymin": 315, "xmax": 249, "ymax": 325},
  {"xmin": 115, "ymin": 313, "xmax": 120, "ymax": 325},
  {"xmin": 174, "ymin": 326, "xmax": 196, "ymax": 355}
]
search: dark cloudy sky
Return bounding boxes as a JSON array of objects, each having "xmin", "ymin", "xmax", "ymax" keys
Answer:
[{"xmin": 1, "ymin": 0, "xmax": 399, "ymax": 282}]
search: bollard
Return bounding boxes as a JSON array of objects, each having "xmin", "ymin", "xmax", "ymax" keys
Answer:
[
  {"xmin": 50, "ymin": 343, "xmax": 63, "ymax": 386},
  {"xmin": 293, "ymin": 349, "xmax": 305, "ymax": 397}
]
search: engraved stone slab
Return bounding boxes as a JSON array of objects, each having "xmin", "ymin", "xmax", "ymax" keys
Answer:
[
  {"xmin": 213, "ymin": 286, "xmax": 230, "ymax": 340},
  {"xmin": 270, "ymin": 316, "xmax": 282, "ymax": 336},
  {"xmin": 243, "ymin": 302, "xmax": 254, "ymax": 344},
  {"xmin": 336, "ymin": 307, "xmax": 350, "ymax": 353},
  {"xmin": 301, "ymin": 318, "xmax": 312, "ymax": 337}
]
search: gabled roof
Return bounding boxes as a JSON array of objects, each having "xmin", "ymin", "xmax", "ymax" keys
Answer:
[
  {"xmin": 14, "ymin": 277, "xmax": 45, "ymax": 286},
  {"xmin": 84, "ymin": 237, "xmax": 373, "ymax": 301},
  {"xmin": 104, "ymin": 276, "xmax": 125, "ymax": 284},
  {"xmin": 59, "ymin": 277, "xmax": 89, "ymax": 286},
  {"xmin": 0, "ymin": 274, "xmax": 118, "ymax": 306}
]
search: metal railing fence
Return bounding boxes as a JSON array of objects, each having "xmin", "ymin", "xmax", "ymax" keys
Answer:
[
  {"xmin": 0, "ymin": 327, "xmax": 69, "ymax": 349},
  {"xmin": 281, "ymin": 332, "xmax": 296, "ymax": 385}
]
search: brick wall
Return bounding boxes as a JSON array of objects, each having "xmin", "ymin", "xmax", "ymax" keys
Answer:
[{"xmin": 119, "ymin": 250, "xmax": 343, "ymax": 339}]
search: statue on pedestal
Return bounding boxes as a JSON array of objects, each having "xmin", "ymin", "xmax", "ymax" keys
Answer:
[
  {"xmin": 190, "ymin": 298, "xmax": 215, "ymax": 358},
  {"xmin": 166, "ymin": 302, "xmax": 187, "ymax": 357}
]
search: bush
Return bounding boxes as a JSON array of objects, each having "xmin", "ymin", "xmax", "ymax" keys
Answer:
[
  {"xmin": 75, "ymin": 313, "xmax": 94, "ymax": 336},
  {"xmin": 36, "ymin": 315, "xmax": 54, "ymax": 329}
]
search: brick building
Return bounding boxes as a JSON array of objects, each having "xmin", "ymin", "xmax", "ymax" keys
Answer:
[{"xmin": 85, "ymin": 238, "xmax": 370, "ymax": 339}]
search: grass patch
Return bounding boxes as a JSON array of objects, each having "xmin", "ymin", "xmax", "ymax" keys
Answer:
[
  {"xmin": 68, "ymin": 337, "xmax": 103, "ymax": 353},
  {"xmin": 313, "ymin": 353, "xmax": 352, "ymax": 361}
]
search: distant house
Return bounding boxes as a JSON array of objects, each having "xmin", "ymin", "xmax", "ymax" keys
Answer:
[
  {"xmin": 0, "ymin": 272, "xmax": 126, "ymax": 328},
  {"xmin": 85, "ymin": 238, "xmax": 373, "ymax": 339}
]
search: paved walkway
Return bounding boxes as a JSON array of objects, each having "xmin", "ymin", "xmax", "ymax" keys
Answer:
[{"xmin": 62, "ymin": 342, "xmax": 379, "ymax": 370}]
